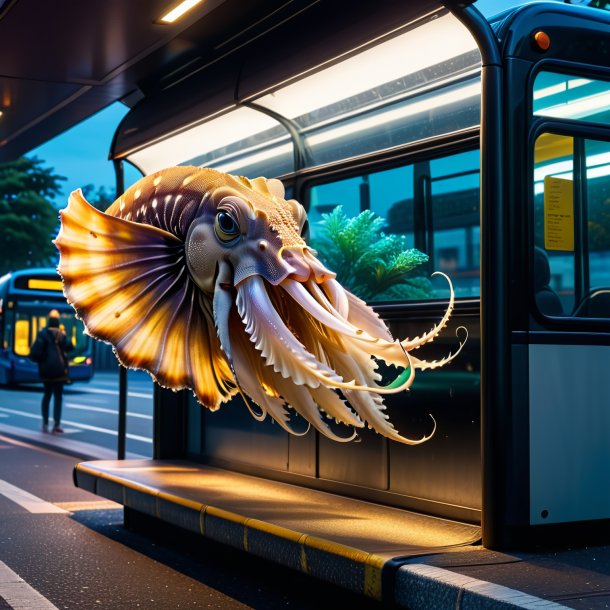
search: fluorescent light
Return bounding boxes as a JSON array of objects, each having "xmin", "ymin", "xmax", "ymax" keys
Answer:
[
  {"xmin": 213, "ymin": 143, "xmax": 293, "ymax": 174},
  {"xmin": 307, "ymin": 81, "xmax": 480, "ymax": 147},
  {"xmin": 533, "ymin": 78, "xmax": 591, "ymax": 101},
  {"xmin": 128, "ymin": 106, "xmax": 279, "ymax": 175},
  {"xmin": 534, "ymin": 160, "xmax": 573, "ymax": 182},
  {"xmin": 159, "ymin": 0, "xmax": 204, "ymax": 24},
  {"xmin": 535, "ymin": 90, "xmax": 610, "ymax": 120},
  {"xmin": 255, "ymin": 13, "xmax": 478, "ymax": 119}
]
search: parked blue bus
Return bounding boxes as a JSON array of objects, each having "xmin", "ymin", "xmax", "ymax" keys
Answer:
[{"xmin": 0, "ymin": 268, "xmax": 93, "ymax": 385}]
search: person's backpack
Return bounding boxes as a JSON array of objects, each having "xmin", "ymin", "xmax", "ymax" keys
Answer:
[{"xmin": 29, "ymin": 335, "xmax": 47, "ymax": 363}]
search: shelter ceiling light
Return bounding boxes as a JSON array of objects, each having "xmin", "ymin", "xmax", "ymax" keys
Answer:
[
  {"xmin": 256, "ymin": 13, "xmax": 478, "ymax": 119},
  {"xmin": 158, "ymin": 0, "xmax": 204, "ymax": 24}
]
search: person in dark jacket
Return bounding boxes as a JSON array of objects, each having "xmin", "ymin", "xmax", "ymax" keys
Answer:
[{"xmin": 31, "ymin": 309, "xmax": 74, "ymax": 434}]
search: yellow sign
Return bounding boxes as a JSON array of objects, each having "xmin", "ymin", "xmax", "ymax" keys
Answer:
[
  {"xmin": 544, "ymin": 176, "xmax": 574, "ymax": 251},
  {"xmin": 28, "ymin": 279, "xmax": 63, "ymax": 291}
]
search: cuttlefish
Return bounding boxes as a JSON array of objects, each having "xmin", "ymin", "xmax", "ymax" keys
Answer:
[{"xmin": 55, "ymin": 167, "xmax": 464, "ymax": 444}]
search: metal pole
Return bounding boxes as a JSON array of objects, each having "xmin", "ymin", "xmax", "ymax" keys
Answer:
[
  {"xmin": 118, "ymin": 364, "xmax": 127, "ymax": 460},
  {"xmin": 114, "ymin": 159, "xmax": 128, "ymax": 460}
]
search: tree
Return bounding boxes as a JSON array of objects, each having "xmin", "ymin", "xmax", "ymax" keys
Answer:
[
  {"xmin": 309, "ymin": 206, "xmax": 433, "ymax": 302},
  {"xmin": 0, "ymin": 157, "xmax": 66, "ymax": 274}
]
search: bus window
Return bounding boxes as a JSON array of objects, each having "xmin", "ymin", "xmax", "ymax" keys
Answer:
[
  {"xmin": 307, "ymin": 149, "xmax": 480, "ymax": 303},
  {"xmin": 534, "ymin": 72, "xmax": 610, "ymax": 125},
  {"xmin": 533, "ymin": 132, "xmax": 610, "ymax": 318},
  {"xmin": 14, "ymin": 319, "xmax": 30, "ymax": 356},
  {"xmin": 13, "ymin": 309, "xmax": 90, "ymax": 358},
  {"xmin": 429, "ymin": 149, "xmax": 480, "ymax": 298},
  {"xmin": 58, "ymin": 311, "xmax": 89, "ymax": 356}
]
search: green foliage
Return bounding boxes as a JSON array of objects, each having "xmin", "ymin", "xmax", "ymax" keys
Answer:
[
  {"xmin": 0, "ymin": 157, "xmax": 66, "ymax": 274},
  {"xmin": 309, "ymin": 206, "xmax": 432, "ymax": 302}
]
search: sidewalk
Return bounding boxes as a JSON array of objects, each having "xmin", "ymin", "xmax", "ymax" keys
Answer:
[{"xmin": 2, "ymin": 423, "xmax": 609, "ymax": 609}]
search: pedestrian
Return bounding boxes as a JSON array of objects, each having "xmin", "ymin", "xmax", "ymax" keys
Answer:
[{"xmin": 29, "ymin": 309, "xmax": 74, "ymax": 434}]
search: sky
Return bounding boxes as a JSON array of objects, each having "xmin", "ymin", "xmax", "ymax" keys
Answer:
[
  {"xmin": 27, "ymin": 102, "xmax": 141, "ymax": 205},
  {"xmin": 25, "ymin": 0, "xmax": 557, "ymax": 205}
]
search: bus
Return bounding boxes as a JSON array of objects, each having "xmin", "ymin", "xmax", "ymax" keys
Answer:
[{"xmin": 0, "ymin": 268, "xmax": 94, "ymax": 385}]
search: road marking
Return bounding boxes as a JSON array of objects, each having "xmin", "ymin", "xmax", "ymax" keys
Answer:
[
  {"xmin": 398, "ymin": 564, "xmax": 570, "ymax": 609},
  {"xmin": 64, "ymin": 402, "xmax": 152, "ymax": 420},
  {"xmin": 0, "ymin": 480, "xmax": 68, "ymax": 514},
  {"xmin": 0, "ymin": 561, "xmax": 59, "ymax": 609},
  {"xmin": 59, "ymin": 418, "xmax": 152, "ymax": 443},
  {"xmin": 74, "ymin": 387, "xmax": 153, "ymax": 399},
  {"xmin": 0, "ymin": 408, "xmax": 152, "ymax": 444},
  {"xmin": 54, "ymin": 500, "xmax": 121, "ymax": 511}
]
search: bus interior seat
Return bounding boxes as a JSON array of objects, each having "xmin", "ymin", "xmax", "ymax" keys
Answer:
[
  {"xmin": 534, "ymin": 247, "xmax": 564, "ymax": 316},
  {"xmin": 572, "ymin": 289, "xmax": 610, "ymax": 318}
]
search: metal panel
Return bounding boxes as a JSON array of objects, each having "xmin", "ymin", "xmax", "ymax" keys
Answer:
[
  {"xmin": 529, "ymin": 343, "xmax": 610, "ymax": 524},
  {"xmin": 389, "ymin": 315, "xmax": 481, "ymax": 510},
  {"xmin": 203, "ymin": 397, "xmax": 289, "ymax": 471},
  {"xmin": 318, "ymin": 431, "xmax": 388, "ymax": 490}
]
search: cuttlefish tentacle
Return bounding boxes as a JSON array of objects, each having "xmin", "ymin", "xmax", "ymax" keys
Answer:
[
  {"xmin": 212, "ymin": 261, "xmax": 267, "ymax": 422},
  {"xmin": 236, "ymin": 275, "xmax": 345, "ymax": 388},
  {"xmin": 227, "ymin": 304, "xmax": 313, "ymax": 436},
  {"xmin": 56, "ymin": 166, "xmax": 465, "ymax": 446}
]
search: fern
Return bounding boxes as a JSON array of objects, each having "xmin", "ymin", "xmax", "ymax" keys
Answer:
[{"xmin": 309, "ymin": 206, "xmax": 432, "ymax": 302}]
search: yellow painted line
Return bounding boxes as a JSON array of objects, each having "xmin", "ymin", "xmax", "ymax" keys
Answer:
[
  {"xmin": 303, "ymin": 534, "xmax": 371, "ymax": 562},
  {"xmin": 156, "ymin": 491, "xmax": 206, "ymax": 513},
  {"xmin": 205, "ymin": 505, "xmax": 248, "ymax": 525},
  {"xmin": 54, "ymin": 500, "xmax": 121, "ymax": 511},
  {"xmin": 76, "ymin": 464, "xmax": 159, "ymax": 497},
  {"xmin": 302, "ymin": 535, "xmax": 385, "ymax": 600},
  {"xmin": 245, "ymin": 518, "xmax": 306, "ymax": 543}
]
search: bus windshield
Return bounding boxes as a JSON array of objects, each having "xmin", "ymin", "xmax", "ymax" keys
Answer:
[{"xmin": 13, "ymin": 307, "xmax": 90, "ymax": 360}]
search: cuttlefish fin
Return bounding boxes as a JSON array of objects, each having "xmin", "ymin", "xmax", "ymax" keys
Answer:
[{"xmin": 56, "ymin": 189, "xmax": 236, "ymax": 409}]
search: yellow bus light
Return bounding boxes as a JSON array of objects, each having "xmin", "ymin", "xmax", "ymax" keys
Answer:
[{"xmin": 28, "ymin": 279, "xmax": 63, "ymax": 291}]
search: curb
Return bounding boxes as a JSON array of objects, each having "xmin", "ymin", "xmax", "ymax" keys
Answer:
[
  {"xmin": 74, "ymin": 462, "xmax": 569, "ymax": 609},
  {"xmin": 0, "ymin": 422, "xmax": 144, "ymax": 461},
  {"xmin": 74, "ymin": 462, "xmax": 387, "ymax": 601},
  {"xmin": 395, "ymin": 563, "xmax": 571, "ymax": 609}
]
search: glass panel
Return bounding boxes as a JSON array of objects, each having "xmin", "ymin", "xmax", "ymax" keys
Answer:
[
  {"xmin": 585, "ymin": 138, "xmax": 610, "ymax": 300},
  {"xmin": 307, "ymin": 149, "xmax": 480, "ymax": 303},
  {"xmin": 533, "ymin": 72, "xmax": 610, "ymax": 124},
  {"xmin": 429, "ymin": 150, "xmax": 480, "ymax": 299},
  {"xmin": 257, "ymin": 14, "xmax": 479, "ymax": 119},
  {"xmin": 126, "ymin": 14, "xmax": 480, "ymax": 177},
  {"xmin": 127, "ymin": 107, "xmax": 294, "ymax": 178},
  {"xmin": 305, "ymin": 79, "xmax": 480, "ymax": 166},
  {"xmin": 14, "ymin": 319, "xmax": 30, "ymax": 356},
  {"xmin": 533, "ymin": 133, "xmax": 610, "ymax": 318},
  {"xmin": 255, "ymin": 13, "xmax": 480, "ymax": 165},
  {"xmin": 533, "ymin": 133, "xmax": 575, "ymax": 315}
]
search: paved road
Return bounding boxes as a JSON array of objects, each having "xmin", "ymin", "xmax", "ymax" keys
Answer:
[
  {"xmin": 0, "ymin": 434, "xmax": 382, "ymax": 609},
  {"xmin": 0, "ymin": 370, "xmax": 153, "ymax": 458}
]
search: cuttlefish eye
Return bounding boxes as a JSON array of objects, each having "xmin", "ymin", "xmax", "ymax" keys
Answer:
[{"xmin": 214, "ymin": 210, "xmax": 240, "ymax": 243}]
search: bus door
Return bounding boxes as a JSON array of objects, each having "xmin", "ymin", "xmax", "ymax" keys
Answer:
[{"xmin": 528, "ymin": 69, "xmax": 610, "ymax": 527}]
